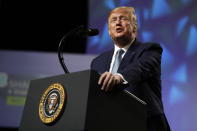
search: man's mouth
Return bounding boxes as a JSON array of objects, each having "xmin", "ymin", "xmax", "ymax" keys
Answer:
[{"xmin": 116, "ymin": 27, "xmax": 123, "ymax": 33}]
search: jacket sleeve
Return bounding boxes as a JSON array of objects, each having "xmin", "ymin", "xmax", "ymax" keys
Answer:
[{"xmin": 119, "ymin": 43, "xmax": 162, "ymax": 85}]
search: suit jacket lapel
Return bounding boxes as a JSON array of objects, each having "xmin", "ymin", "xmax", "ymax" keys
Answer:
[
  {"xmin": 118, "ymin": 39, "xmax": 139, "ymax": 71},
  {"xmin": 104, "ymin": 49, "xmax": 114, "ymax": 72}
]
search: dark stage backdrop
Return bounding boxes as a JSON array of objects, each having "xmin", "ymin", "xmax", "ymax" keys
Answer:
[
  {"xmin": 0, "ymin": 0, "xmax": 88, "ymax": 53},
  {"xmin": 0, "ymin": 0, "xmax": 88, "ymax": 130},
  {"xmin": 87, "ymin": 0, "xmax": 197, "ymax": 131}
]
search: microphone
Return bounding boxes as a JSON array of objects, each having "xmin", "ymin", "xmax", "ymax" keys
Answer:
[
  {"xmin": 58, "ymin": 25, "xmax": 99, "ymax": 74},
  {"xmin": 77, "ymin": 27, "xmax": 99, "ymax": 36},
  {"xmin": 86, "ymin": 28, "xmax": 99, "ymax": 36}
]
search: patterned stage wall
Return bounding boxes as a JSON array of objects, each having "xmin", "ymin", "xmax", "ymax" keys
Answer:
[{"xmin": 87, "ymin": 0, "xmax": 197, "ymax": 131}]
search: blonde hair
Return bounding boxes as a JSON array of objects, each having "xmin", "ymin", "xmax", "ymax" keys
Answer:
[{"xmin": 108, "ymin": 6, "xmax": 138, "ymax": 37}]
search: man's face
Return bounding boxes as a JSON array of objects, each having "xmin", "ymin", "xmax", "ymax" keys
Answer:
[{"xmin": 108, "ymin": 9, "xmax": 134, "ymax": 44}]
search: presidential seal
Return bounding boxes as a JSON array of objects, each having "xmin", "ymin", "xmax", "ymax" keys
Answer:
[{"xmin": 39, "ymin": 83, "xmax": 66, "ymax": 124}]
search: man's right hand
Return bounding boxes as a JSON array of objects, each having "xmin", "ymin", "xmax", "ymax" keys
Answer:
[{"xmin": 98, "ymin": 72, "xmax": 123, "ymax": 92}]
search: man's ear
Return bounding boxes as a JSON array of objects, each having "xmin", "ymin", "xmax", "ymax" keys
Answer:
[
  {"xmin": 108, "ymin": 27, "xmax": 112, "ymax": 39},
  {"xmin": 133, "ymin": 25, "xmax": 137, "ymax": 33},
  {"xmin": 133, "ymin": 25, "xmax": 137, "ymax": 37}
]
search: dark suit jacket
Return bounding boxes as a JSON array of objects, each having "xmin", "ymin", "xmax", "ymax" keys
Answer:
[{"xmin": 91, "ymin": 39, "xmax": 165, "ymax": 117}]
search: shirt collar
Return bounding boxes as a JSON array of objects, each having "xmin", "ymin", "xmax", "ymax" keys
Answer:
[{"xmin": 114, "ymin": 38, "xmax": 135, "ymax": 53}]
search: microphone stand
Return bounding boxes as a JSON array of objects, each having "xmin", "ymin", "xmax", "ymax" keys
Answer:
[{"xmin": 57, "ymin": 25, "xmax": 84, "ymax": 74}]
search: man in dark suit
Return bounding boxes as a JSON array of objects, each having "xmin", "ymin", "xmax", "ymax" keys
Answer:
[{"xmin": 91, "ymin": 6, "xmax": 171, "ymax": 131}]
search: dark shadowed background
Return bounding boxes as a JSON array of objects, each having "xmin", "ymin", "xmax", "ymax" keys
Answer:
[{"xmin": 0, "ymin": 0, "xmax": 88, "ymax": 53}]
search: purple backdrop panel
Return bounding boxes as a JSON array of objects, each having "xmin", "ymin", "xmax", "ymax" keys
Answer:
[{"xmin": 0, "ymin": 50, "xmax": 97, "ymax": 128}]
